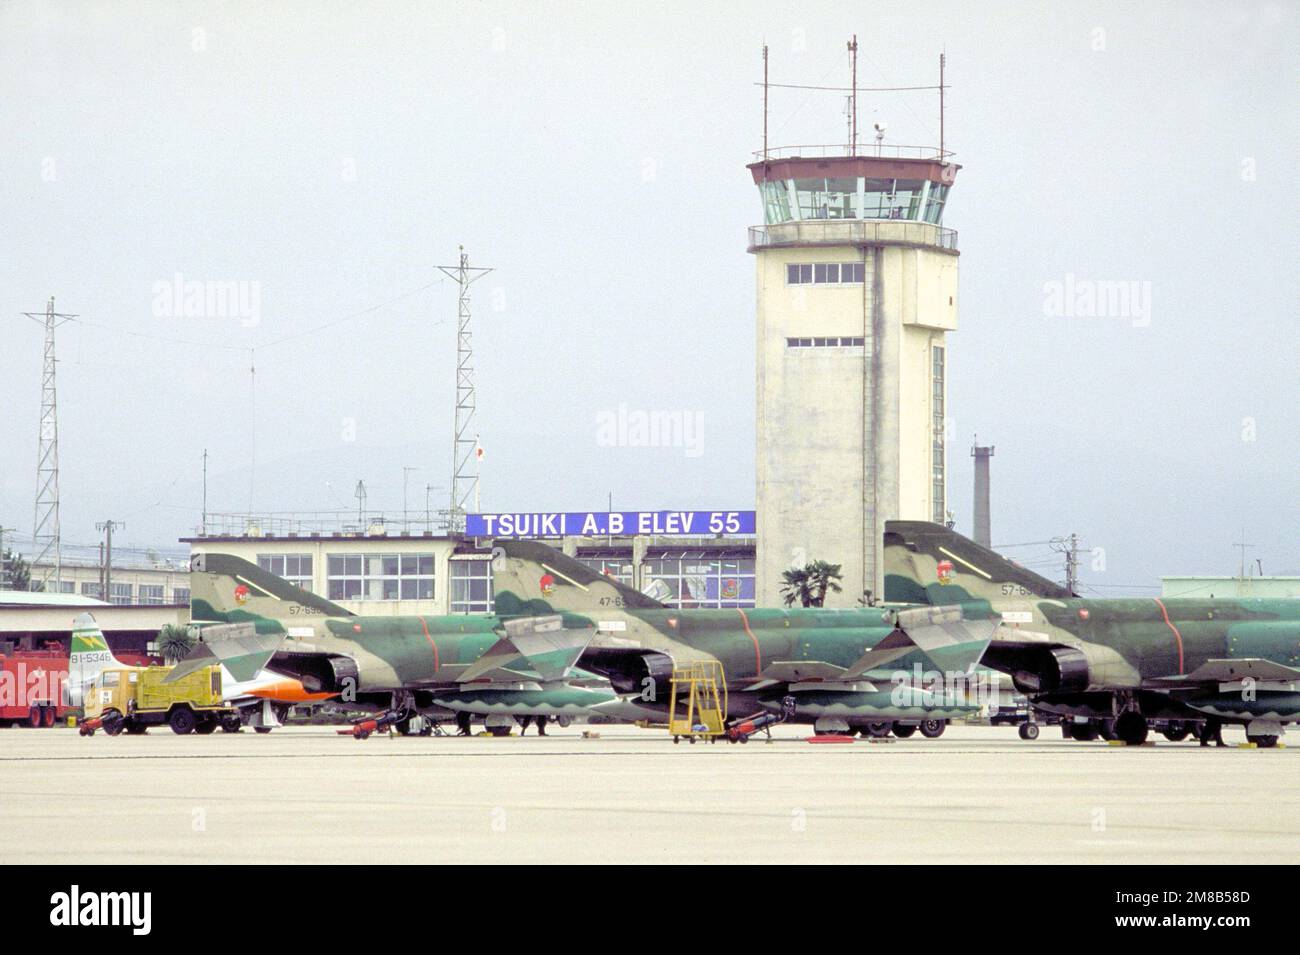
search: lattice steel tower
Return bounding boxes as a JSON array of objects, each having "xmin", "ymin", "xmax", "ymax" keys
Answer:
[
  {"xmin": 436, "ymin": 247, "xmax": 492, "ymax": 533},
  {"xmin": 22, "ymin": 297, "xmax": 76, "ymax": 590}
]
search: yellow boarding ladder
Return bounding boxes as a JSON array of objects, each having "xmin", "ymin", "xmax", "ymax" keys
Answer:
[{"xmin": 668, "ymin": 661, "xmax": 727, "ymax": 744}]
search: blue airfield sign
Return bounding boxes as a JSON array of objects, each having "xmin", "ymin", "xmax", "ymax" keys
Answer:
[{"xmin": 466, "ymin": 510, "xmax": 755, "ymax": 538}]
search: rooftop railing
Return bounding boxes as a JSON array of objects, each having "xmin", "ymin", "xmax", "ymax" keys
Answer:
[
  {"xmin": 748, "ymin": 220, "xmax": 959, "ymax": 252},
  {"xmin": 752, "ymin": 143, "xmax": 954, "ymax": 162}
]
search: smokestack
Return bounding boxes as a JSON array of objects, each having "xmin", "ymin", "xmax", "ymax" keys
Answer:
[{"xmin": 972, "ymin": 441, "xmax": 994, "ymax": 547}]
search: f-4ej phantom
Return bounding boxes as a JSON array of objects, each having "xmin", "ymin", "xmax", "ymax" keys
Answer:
[
  {"xmin": 186, "ymin": 547, "xmax": 999, "ymax": 738},
  {"xmin": 184, "ymin": 553, "xmax": 622, "ymax": 735},
  {"xmin": 489, "ymin": 541, "xmax": 1001, "ymax": 736},
  {"xmin": 884, "ymin": 521, "xmax": 1300, "ymax": 747}
]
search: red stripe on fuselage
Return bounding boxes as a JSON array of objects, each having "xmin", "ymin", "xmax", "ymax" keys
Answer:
[
  {"xmin": 736, "ymin": 608, "xmax": 762, "ymax": 677},
  {"xmin": 418, "ymin": 616, "xmax": 440, "ymax": 673},
  {"xmin": 1153, "ymin": 598, "xmax": 1184, "ymax": 674}
]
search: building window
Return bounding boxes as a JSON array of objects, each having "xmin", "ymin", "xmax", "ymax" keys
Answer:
[
  {"xmin": 109, "ymin": 582, "xmax": 133, "ymax": 606},
  {"xmin": 450, "ymin": 558, "xmax": 493, "ymax": 614},
  {"xmin": 642, "ymin": 555, "xmax": 755, "ymax": 609},
  {"xmin": 786, "ymin": 336, "xmax": 865, "ymax": 349},
  {"xmin": 58, "ymin": 580, "xmax": 75, "ymax": 594},
  {"xmin": 81, "ymin": 582, "xmax": 104, "ymax": 600},
  {"xmin": 576, "ymin": 557, "xmax": 635, "ymax": 587},
  {"xmin": 173, "ymin": 587, "xmax": 190, "ymax": 605},
  {"xmin": 326, "ymin": 553, "xmax": 434, "ymax": 601},
  {"xmin": 139, "ymin": 584, "xmax": 165, "ymax": 606},
  {"xmin": 786, "ymin": 262, "xmax": 865, "ymax": 285},
  {"xmin": 257, "ymin": 554, "xmax": 313, "ymax": 592},
  {"xmin": 932, "ymin": 344, "xmax": 946, "ymax": 523}
]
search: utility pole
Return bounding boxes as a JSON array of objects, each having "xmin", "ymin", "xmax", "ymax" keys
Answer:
[
  {"xmin": 1052, "ymin": 534, "xmax": 1080, "ymax": 595},
  {"xmin": 201, "ymin": 448, "xmax": 208, "ymax": 536},
  {"xmin": 402, "ymin": 466, "xmax": 419, "ymax": 532},
  {"xmin": 0, "ymin": 526, "xmax": 13, "ymax": 589},
  {"xmin": 1233, "ymin": 529, "xmax": 1254, "ymax": 580},
  {"xmin": 435, "ymin": 247, "xmax": 493, "ymax": 534},
  {"xmin": 22, "ymin": 297, "xmax": 76, "ymax": 591},
  {"xmin": 96, "ymin": 520, "xmax": 124, "ymax": 603}
]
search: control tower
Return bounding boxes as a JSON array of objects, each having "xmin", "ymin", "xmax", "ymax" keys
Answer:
[{"xmin": 747, "ymin": 76, "xmax": 961, "ymax": 606}]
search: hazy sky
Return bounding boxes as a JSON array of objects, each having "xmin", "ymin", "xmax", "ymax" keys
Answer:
[{"xmin": 1, "ymin": 1, "xmax": 1296, "ymax": 591}]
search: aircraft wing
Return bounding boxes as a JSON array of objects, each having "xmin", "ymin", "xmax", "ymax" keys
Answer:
[
  {"xmin": 842, "ymin": 605, "xmax": 1000, "ymax": 680},
  {"xmin": 1150, "ymin": 658, "xmax": 1300, "ymax": 687},
  {"xmin": 457, "ymin": 615, "xmax": 595, "ymax": 684},
  {"xmin": 165, "ymin": 623, "xmax": 285, "ymax": 683}
]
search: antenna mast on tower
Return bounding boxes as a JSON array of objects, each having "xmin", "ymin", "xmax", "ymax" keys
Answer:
[
  {"xmin": 22, "ymin": 297, "xmax": 76, "ymax": 590},
  {"xmin": 436, "ymin": 247, "xmax": 493, "ymax": 533}
]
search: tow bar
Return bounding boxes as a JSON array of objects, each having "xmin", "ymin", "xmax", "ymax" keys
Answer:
[
  {"xmin": 338, "ymin": 708, "xmax": 409, "ymax": 740},
  {"xmin": 726, "ymin": 695, "xmax": 796, "ymax": 743}
]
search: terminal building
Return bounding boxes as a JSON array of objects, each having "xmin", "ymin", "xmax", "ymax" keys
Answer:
[
  {"xmin": 747, "ymin": 145, "xmax": 960, "ymax": 606},
  {"xmin": 185, "ymin": 510, "xmax": 757, "ymax": 617}
]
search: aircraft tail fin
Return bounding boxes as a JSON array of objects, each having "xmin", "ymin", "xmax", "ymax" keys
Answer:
[
  {"xmin": 67, "ymin": 612, "xmax": 130, "ymax": 707},
  {"xmin": 189, "ymin": 552, "xmax": 353, "ymax": 624},
  {"xmin": 490, "ymin": 540, "xmax": 665, "ymax": 616},
  {"xmin": 883, "ymin": 520, "xmax": 1073, "ymax": 604}
]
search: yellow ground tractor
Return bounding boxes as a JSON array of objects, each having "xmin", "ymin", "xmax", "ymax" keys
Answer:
[{"xmin": 79, "ymin": 665, "xmax": 237, "ymax": 736}]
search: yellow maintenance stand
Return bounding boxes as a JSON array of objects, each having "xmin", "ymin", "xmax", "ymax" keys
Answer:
[{"xmin": 669, "ymin": 661, "xmax": 727, "ymax": 744}]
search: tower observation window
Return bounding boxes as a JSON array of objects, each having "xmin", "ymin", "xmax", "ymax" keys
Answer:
[{"xmin": 786, "ymin": 262, "xmax": 865, "ymax": 285}]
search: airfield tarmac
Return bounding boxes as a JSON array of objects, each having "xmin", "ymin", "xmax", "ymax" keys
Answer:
[{"xmin": 1, "ymin": 723, "xmax": 1296, "ymax": 864}]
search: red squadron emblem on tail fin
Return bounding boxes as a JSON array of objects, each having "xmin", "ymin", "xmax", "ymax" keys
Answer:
[
  {"xmin": 935, "ymin": 560, "xmax": 955, "ymax": 585},
  {"xmin": 539, "ymin": 574, "xmax": 556, "ymax": 597},
  {"xmin": 233, "ymin": 584, "xmax": 251, "ymax": 605}
]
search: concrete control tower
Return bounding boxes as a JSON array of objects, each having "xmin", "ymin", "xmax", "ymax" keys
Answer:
[{"xmin": 748, "ymin": 126, "xmax": 961, "ymax": 605}]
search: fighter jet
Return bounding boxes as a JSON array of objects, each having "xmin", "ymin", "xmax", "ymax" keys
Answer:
[
  {"xmin": 183, "ymin": 553, "xmax": 621, "ymax": 736},
  {"xmin": 884, "ymin": 521, "xmax": 1300, "ymax": 747},
  {"xmin": 489, "ymin": 540, "xmax": 1001, "ymax": 736}
]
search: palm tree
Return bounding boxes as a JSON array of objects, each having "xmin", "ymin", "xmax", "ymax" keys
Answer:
[
  {"xmin": 157, "ymin": 624, "xmax": 196, "ymax": 664},
  {"xmin": 780, "ymin": 560, "xmax": 844, "ymax": 607}
]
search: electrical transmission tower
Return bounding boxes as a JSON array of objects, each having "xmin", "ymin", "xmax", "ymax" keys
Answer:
[
  {"xmin": 435, "ymin": 247, "xmax": 492, "ymax": 533},
  {"xmin": 22, "ymin": 297, "xmax": 76, "ymax": 590}
]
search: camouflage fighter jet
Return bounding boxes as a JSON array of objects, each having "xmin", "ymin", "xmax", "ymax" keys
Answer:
[
  {"xmin": 884, "ymin": 521, "xmax": 1300, "ymax": 747},
  {"xmin": 489, "ymin": 541, "xmax": 1002, "ymax": 737},
  {"xmin": 184, "ymin": 553, "xmax": 621, "ymax": 736}
]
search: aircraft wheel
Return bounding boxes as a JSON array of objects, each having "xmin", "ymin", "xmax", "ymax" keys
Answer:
[
  {"xmin": 1072, "ymin": 724, "xmax": 1099, "ymax": 741},
  {"xmin": 488, "ymin": 725, "xmax": 512, "ymax": 738},
  {"xmin": 1162, "ymin": 721, "xmax": 1191, "ymax": 742},
  {"xmin": 42, "ymin": 707, "xmax": 56, "ymax": 728},
  {"xmin": 27, "ymin": 707, "xmax": 42, "ymax": 728},
  {"xmin": 221, "ymin": 715, "xmax": 242, "ymax": 733},
  {"xmin": 892, "ymin": 724, "xmax": 918, "ymax": 738},
  {"xmin": 865, "ymin": 721, "xmax": 893, "ymax": 738},
  {"xmin": 1253, "ymin": 735, "xmax": 1279, "ymax": 749},
  {"xmin": 1114, "ymin": 711, "xmax": 1148, "ymax": 746},
  {"xmin": 919, "ymin": 719, "xmax": 946, "ymax": 739},
  {"xmin": 1099, "ymin": 719, "xmax": 1118, "ymax": 741},
  {"xmin": 253, "ymin": 726, "xmax": 273, "ymax": 734},
  {"xmin": 1018, "ymin": 723, "xmax": 1040, "ymax": 740},
  {"xmin": 169, "ymin": 706, "xmax": 197, "ymax": 735}
]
